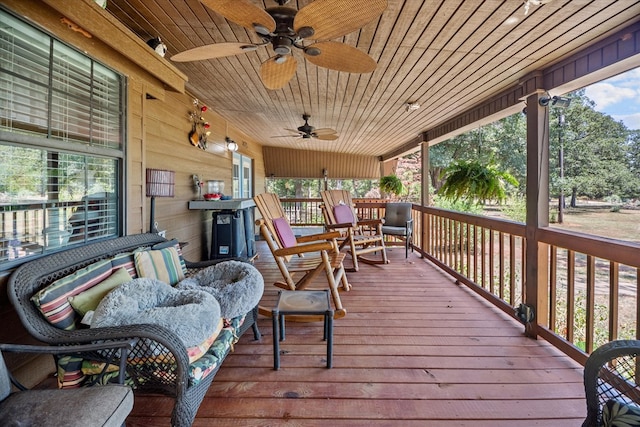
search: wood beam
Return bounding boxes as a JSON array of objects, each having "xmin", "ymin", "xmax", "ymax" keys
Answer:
[{"xmin": 524, "ymin": 90, "xmax": 550, "ymax": 339}]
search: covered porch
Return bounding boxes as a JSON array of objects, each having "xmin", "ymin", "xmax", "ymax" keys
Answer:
[
  {"xmin": 0, "ymin": 1, "xmax": 639, "ymax": 425},
  {"xmin": 128, "ymin": 238, "xmax": 585, "ymax": 425}
]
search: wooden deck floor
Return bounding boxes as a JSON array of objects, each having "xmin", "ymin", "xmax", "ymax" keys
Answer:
[{"xmin": 127, "ymin": 242, "xmax": 587, "ymax": 426}]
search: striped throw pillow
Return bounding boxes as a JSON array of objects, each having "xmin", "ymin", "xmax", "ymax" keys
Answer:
[
  {"xmin": 134, "ymin": 246, "xmax": 186, "ymax": 285},
  {"xmin": 31, "ymin": 259, "xmax": 112, "ymax": 330}
]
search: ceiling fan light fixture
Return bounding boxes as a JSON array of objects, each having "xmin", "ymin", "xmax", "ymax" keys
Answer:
[
  {"xmin": 272, "ymin": 36, "xmax": 292, "ymax": 55},
  {"xmin": 274, "ymin": 54, "xmax": 288, "ymax": 64},
  {"xmin": 297, "ymin": 26, "xmax": 314, "ymax": 39},
  {"xmin": 304, "ymin": 46, "xmax": 321, "ymax": 56},
  {"xmin": 253, "ymin": 23, "xmax": 271, "ymax": 36},
  {"xmin": 404, "ymin": 101, "xmax": 421, "ymax": 112}
]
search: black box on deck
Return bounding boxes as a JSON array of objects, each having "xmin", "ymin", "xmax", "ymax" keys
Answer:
[{"xmin": 210, "ymin": 208, "xmax": 255, "ymax": 259}]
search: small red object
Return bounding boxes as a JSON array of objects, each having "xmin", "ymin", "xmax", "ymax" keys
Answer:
[
  {"xmin": 201, "ymin": 105, "xmax": 208, "ymax": 112},
  {"xmin": 204, "ymin": 122, "xmax": 210, "ymax": 129}
]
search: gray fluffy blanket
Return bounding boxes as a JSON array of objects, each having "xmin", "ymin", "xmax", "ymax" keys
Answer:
[
  {"xmin": 92, "ymin": 278, "xmax": 221, "ymax": 349},
  {"xmin": 177, "ymin": 260, "xmax": 264, "ymax": 319}
]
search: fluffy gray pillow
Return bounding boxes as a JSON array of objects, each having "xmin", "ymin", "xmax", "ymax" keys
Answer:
[
  {"xmin": 177, "ymin": 260, "xmax": 264, "ymax": 319},
  {"xmin": 92, "ymin": 278, "xmax": 220, "ymax": 349}
]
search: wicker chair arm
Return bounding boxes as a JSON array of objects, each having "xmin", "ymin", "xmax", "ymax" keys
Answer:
[
  {"xmin": 0, "ymin": 339, "xmax": 138, "ymax": 356},
  {"xmin": 583, "ymin": 339, "xmax": 640, "ymax": 427}
]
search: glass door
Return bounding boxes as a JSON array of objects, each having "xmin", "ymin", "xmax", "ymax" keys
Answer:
[{"xmin": 233, "ymin": 153, "xmax": 253, "ymax": 199}]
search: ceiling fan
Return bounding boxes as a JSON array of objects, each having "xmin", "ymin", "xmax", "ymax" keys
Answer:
[
  {"xmin": 273, "ymin": 114, "xmax": 338, "ymax": 140},
  {"xmin": 171, "ymin": 0, "xmax": 387, "ymax": 90}
]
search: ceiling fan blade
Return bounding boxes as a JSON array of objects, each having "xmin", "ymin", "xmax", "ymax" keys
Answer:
[
  {"xmin": 171, "ymin": 42, "xmax": 259, "ymax": 62},
  {"xmin": 313, "ymin": 128, "xmax": 338, "ymax": 136},
  {"xmin": 294, "ymin": 0, "xmax": 387, "ymax": 41},
  {"xmin": 304, "ymin": 41, "xmax": 376, "ymax": 73},
  {"xmin": 260, "ymin": 55, "xmax": 298, "ymax": 90},
  {"xmin": 199, "ymin": 0, "xmax": 276, "ymax": 33},
  {"xmin": 271, "ymin": 134, "xmax": 301, "ymax": 138},
  {"xmin": 315, "ymin": 133, "xmax": 339, "ymax": 141}
]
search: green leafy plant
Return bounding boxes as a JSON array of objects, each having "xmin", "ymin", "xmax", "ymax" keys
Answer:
[
  {"xmin": 379, "ymin": 174, "xmax": 405, "ymax": 197},
  {"xmin": 438, "ymin": 160, "xmax": 518, "ymax": 204}
]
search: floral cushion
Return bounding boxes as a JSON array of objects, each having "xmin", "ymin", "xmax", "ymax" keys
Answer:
[
  {"xmin": 59, "ymin": 314, "xmax": 246, "ymax": 389},
  {"xmin": 603, "ymin": 399, "xmax": 640, "ymax": 426}
]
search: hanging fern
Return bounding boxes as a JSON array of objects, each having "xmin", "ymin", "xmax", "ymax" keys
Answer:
[
  {"xmin": 438, "ymin": 160, "xmax": 518, "ymax": 204},
  {"xmin": 379, "ymin": 174, "xmax": 405, "ymax": 196}
]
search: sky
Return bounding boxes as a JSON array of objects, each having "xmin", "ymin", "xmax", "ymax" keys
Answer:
[{"xmin": 584, "ymin": 68, "xmax": 640, "ymax": 131}]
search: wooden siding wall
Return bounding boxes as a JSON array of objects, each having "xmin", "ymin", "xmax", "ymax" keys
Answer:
[
  {"xmin": 0, "ymin": 0, "xmax": 265, "ymax": 363},
  {"xmin": 263, "ymin": 146, "xmax": 380, "ymax": 179}
]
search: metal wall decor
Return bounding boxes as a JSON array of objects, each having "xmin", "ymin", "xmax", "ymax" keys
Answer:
[{"xmin": 188, "ymin": 98, "xmax": 210, "ymax": 150}]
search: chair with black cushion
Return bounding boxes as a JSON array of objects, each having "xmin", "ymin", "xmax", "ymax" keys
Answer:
[
  {"xmin": 0, "ymin": 340, "xmax": 135, "ymax": 427},
  {"xmin": 583, "ymin": 339, "xmax": 640, "ymax": 427},
  {"xmin": 382, "ymin": 202, "xmax": 413, "ymax": 258}
]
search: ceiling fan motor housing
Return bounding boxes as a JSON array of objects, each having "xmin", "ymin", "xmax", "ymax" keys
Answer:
[{"xmin": 265, "ymin": 7, "xmax": 309, "ymax": 56}]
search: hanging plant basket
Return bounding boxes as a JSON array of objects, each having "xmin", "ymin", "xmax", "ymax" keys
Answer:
[{"xmin": 379, "ymin": 174, "xmax": 404, "ymax": 197}]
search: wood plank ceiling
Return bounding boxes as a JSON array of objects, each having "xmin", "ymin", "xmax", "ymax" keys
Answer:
[{"xmin": 105, "ymin": 0, "xmax": 640, "ymax": 158}]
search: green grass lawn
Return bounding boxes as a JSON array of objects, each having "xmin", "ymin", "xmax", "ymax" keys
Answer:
[{"xmin": 550, "ymin": 205, "xmax": 640, "ymax": 243}]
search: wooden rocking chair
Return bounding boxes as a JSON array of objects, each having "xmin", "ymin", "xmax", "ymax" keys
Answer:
[
  {"xmin": 253, "ymin": 193, "xmax": 350, "ymax": 319},
  {"xmin": 320, "ymin": 190, "xmax": 388, "ymax": 271}
]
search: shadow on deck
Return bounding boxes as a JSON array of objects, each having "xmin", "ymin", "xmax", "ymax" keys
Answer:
[{"xmin": 127, "ymin": 241, "xmax": 586, "ymax": 426}]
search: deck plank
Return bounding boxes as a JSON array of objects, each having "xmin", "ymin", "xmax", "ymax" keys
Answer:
[{"xmin": 127, "ymin": 241, "xmax": 586, "ymax": 426}]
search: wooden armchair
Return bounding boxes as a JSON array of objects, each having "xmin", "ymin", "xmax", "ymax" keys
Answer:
[
  {"xmin": 254, "ymin": 193, "xmax": 350, "ymax": 319},
  {"xmin": 320, "ymin": 190, "xmax": 388, "ymax": 271}
]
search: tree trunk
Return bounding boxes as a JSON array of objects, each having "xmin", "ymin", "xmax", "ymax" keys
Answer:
[{"xmin": 571, "ymin": 187, "xmax": 578, "ymax": 208}]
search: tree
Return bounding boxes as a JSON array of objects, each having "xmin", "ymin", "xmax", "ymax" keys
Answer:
[{"xmin": 549, "ymin": 90, "xmax": 640, "ymax": 206}]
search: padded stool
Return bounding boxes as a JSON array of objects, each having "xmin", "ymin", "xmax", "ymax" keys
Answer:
[{"xmin": 272, "ymin": 290, "xmax": 334, "ymax": 370}]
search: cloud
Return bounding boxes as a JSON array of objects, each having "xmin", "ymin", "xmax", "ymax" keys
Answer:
[
  {"xmin": 605, "ymin": 68, "xmax": 640, "ymax": 85},
  {"xmin": 614, "ymin": 112, "xmax": 640, "ymax": 131},
  {"xmin": 585, "ymin": 82, "xmax": 637, "ymax": 110}
]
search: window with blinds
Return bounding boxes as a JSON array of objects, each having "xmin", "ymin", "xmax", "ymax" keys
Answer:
[{"xmin": 0, "ymin": 8, "xmax": 124, "ymax": 269}]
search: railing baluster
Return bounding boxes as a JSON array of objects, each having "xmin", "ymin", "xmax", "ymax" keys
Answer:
[
  {"xmin": 609, "ymin": 261, "xmax": 619, "ymax": 341},
  {"xmin": 567, "ymin": 250, "xmax": 575, "ymax": 343},
  {"xmin": 549, "ymin": 246, "xmax": 557, "ymax": 333},
  {"xmin": 585, "ymin": 255, "xmax": 596, "ymax": 353}
]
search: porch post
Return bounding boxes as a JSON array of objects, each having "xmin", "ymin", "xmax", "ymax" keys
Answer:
[
  {"xmin": 524, "ymin": 87, "xmax": 550, "ymax": 338},
  {"xmin": 421, "ymin": 141, "xmax": 430, "ymax": 257}
]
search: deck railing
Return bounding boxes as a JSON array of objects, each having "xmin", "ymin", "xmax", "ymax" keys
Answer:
[
  {"xmin": 280, "ymin": 197, "xmax": 640, "ymax": 364},
  {"xmin": 0, "ymin": 199, "xmax": 117, "ymax": 268}
]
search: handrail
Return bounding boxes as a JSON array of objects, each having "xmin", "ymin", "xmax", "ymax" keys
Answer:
[{"xmin": 282, "ymin": 197, "xmax": 640, "ymax": 365}]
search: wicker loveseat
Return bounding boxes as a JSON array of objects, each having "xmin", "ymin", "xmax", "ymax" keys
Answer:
[{"xmin": 7, "ymin": 233, "xmax": 261, "ymax": 427}]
